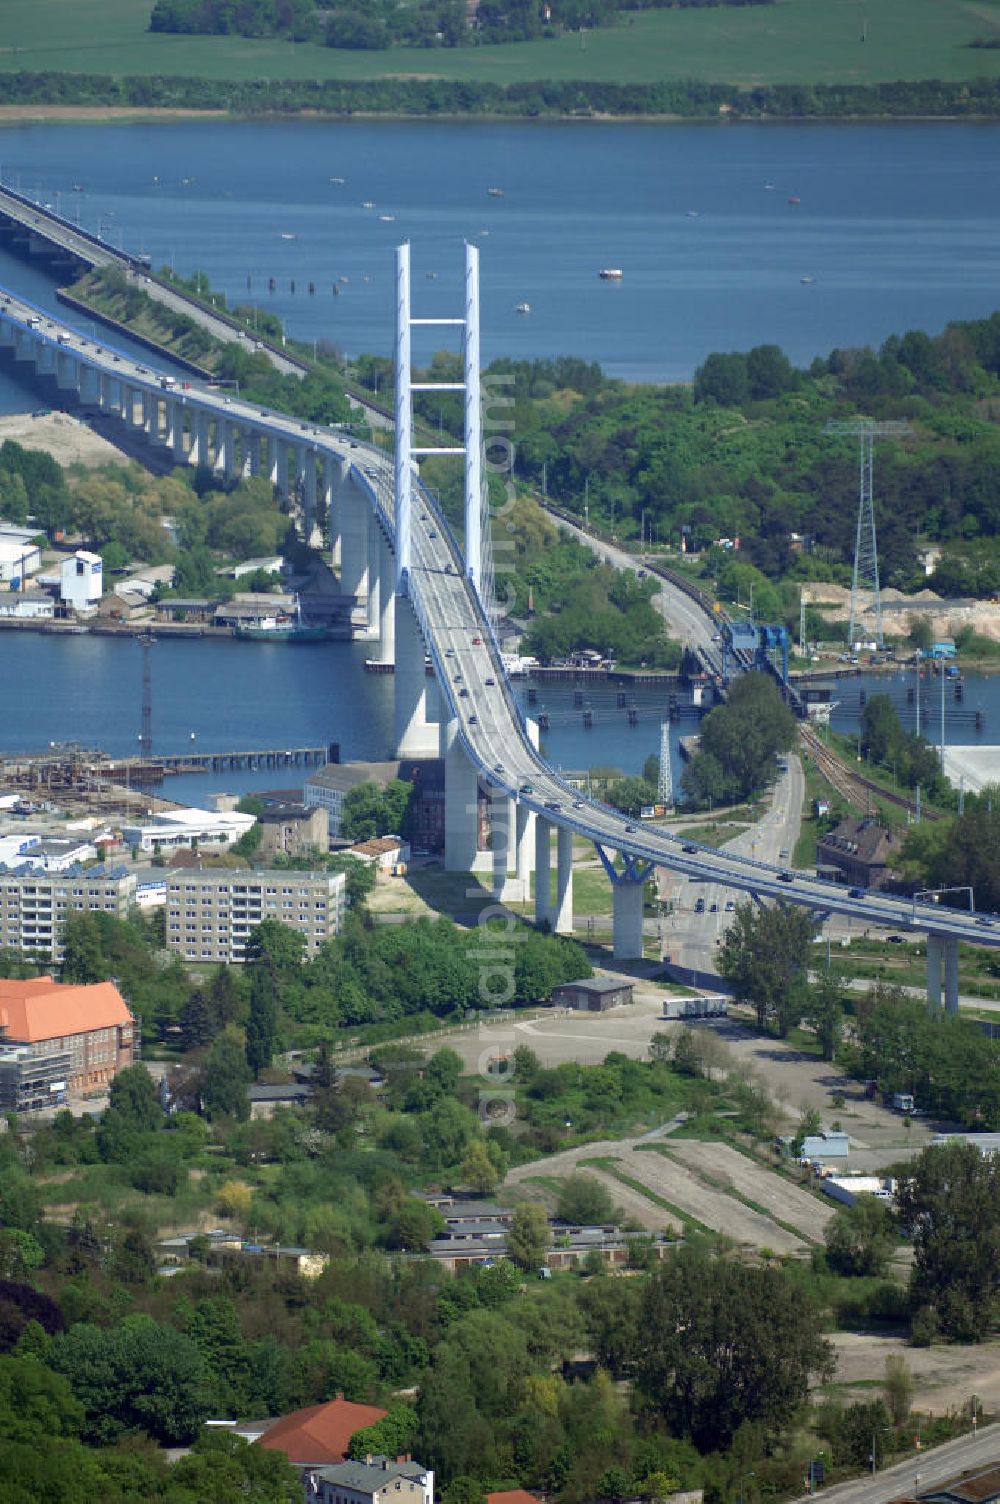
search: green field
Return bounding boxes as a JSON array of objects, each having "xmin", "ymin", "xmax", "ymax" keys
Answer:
[{"xmin": 3, "ymin": 0, "xmax": 1000, "ymax": 87}]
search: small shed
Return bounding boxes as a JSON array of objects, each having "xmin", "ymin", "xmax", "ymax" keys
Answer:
[{"xmin": 551, "ymin": 977, "xmax": 633, "ymax": 1012}]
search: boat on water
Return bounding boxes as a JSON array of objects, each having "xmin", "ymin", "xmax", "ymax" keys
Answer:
[
  {"xmin": 71, "ymin": 183, "xmax": 83, "ymax": 193},
  {"xmin": 330, "ymin": 176, "xmax": 346, "ymax": 184},
  {"xmin": 515, "ymin": 302, "xmax": 531, "ymax": 314},
  {"xmin": 599, "ymin": 268, "xmax": 623, "ymax": 280},
  {"xmin": 361, "ymin": 200, "xmax": 376, "ymax": 209},
  {"xmin": 280, "ymin": 232, "xmax": 297, "ymax": 241},
  {"xmin": 234, "ymin": 597, "xmax": 329, "ymax": 643},
  {"xmin": 800, "ymin": 275, "xmax": 815, "ymax": 285},
  {"xmin": 487, "ymin": 186, "xmax": 504, "ymax": 198},
  {"xmin": 379, "ymin": 214, "xmax": 395, "ymax": 223},
  {"xmin": 764, "ymin": 182, "xmax": 775, "ymax": 191},
  {"xmin": 788, "ymin": 195, "xmax": 801, "ymax": 205}
]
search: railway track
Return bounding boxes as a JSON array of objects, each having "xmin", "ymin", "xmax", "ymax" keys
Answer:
[{"xmin": 799, "ymin": 723, "xmax": 942, "ymax": 821}]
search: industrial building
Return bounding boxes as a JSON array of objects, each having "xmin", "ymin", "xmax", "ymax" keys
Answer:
[
  {"xmin": 0, "ymin": 863, "xmax": 136, "ymax": 961},
  {"xmin": 164, "ymin": 868, "xmax": 346, "ymax": 963},
  {"xmin": 256, "ymin": 802, "xmax": 328, "ymax": 860},
  {"xmin": 121, "ymin": 806, "xmax": 256, "ymax": 854},
  {"xmin": 551, "ymin": 976, "xmax": 634, "ymax": 1011},
  {"xmin": 0, "ymin": 975, "xmax": 135, "ymax": 1109},
  {"xmin": 0, "ymin": 533, "xmax": 41, "ymax": 584},
  {"xmin": 60, "ymin": 549, "xmax": 102, "ymax": 611}
]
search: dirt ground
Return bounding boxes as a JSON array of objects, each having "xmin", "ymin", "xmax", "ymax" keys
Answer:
[
  {"xmin": 0, "ymin": 410, "xmax": 131, "ymax": 468},
  {"xmin": 830, "ymin": 1331, "xmax": 1000, "ymax": 1416},
  {"xmin": 507, "ymin": 1135, "xmax": 816, "ymax": 1255}
]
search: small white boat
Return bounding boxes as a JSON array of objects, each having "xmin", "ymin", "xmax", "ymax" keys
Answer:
[
  {"xmin": 378, "ymin": 214, "xmax": 395, "ymax": 223},
  {"xmin": 338, "ymin": 275, "xmax": 349, "ymax": 284},
  {"xmin": 515, "ymin": 302, "xmax": 531, "ymax": 314},
  {"xmin": 686, "ymin": 209, "xmax": 699, "ymax": 218},
  {"xmin": 330, "ymin": 176, "xmax": 346, "ymax": 184},
  {"xmin": 361, "ymin": 200, "xmax": 375, "ymax": 209},
  {"xmin": 598, "ymin": 268, "xmax": 623, "ymax": 280},
  {"xmin": 800, "ymin": 275, "xmax": 815, "ymax": 285},
  {"xmin": 280, "ymin": 232, "xmax": 297, "ymax": 241},
  {"xmin": 764, "ymin": 182, "xmax": 775, "ymax": 191},
  {"xmin": 487, "ymin": 186, "xmax": 504, "ymax": 198}
]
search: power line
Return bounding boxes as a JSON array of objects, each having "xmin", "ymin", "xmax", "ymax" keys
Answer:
[{"xmin": 826, "ymin": 419, "xmax": 910, "ymax": 649}]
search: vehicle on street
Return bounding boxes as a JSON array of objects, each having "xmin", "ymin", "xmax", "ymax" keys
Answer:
[
  {"xmin": 521, "ymin": 782, "xmax": 534, "ymax": 795},
  {"xmin": 683, "ymin": 844, "xmax": 698, "ymax": 854}
]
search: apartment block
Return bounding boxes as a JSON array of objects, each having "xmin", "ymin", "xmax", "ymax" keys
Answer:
[
  {"xmin": 0, "ymin": 863, "xmax": 137, "ymax": 962},
  {"xmin": 165, "ymin": 869, "xmax": 346, "ymax": 963}
]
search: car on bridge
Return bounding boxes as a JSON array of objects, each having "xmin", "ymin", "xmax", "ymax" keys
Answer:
[{"xmin": 521, "ymin": 782, "xmax": 534, "ymax": 794}]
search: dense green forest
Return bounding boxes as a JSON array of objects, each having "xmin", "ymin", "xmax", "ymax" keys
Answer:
[
  {"xmin": 5, "ymin": 70, "xmax": 1000, "ymax": 119},
  {"xmin": 147, "ymin": 0, "xmax": 773, "ymax": 49}
]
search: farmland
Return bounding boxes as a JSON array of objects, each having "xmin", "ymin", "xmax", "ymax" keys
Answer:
[{"xmin": 2, "ymin": 0, "xmax": 1000, "ymax": 89}]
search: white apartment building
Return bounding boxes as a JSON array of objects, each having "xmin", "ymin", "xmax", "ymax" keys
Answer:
[
  {"xmin": 164, "ymin": 869, "xmax": 346, "ymax": 963},
  {"xmin": 0, "ymin": 864, "xmax": 137, "ymax": 961}
]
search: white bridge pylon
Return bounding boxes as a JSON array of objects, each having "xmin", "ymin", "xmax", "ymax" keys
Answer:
[{"xmin": 394, "ymin": 241, "xmax": 483, "ymax": 597}]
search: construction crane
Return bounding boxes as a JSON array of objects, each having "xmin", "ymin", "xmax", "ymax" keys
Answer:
[{"xmin": 826, "ymin": 419, "xmax": 910, "ymax": 649}]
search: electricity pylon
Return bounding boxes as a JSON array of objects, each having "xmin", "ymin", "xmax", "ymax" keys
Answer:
[{"xmin": 826, "ymin": 419, "xmax": 910, "ymax": 649}]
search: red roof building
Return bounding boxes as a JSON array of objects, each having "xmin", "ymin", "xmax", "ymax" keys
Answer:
[
  {"xmin": 256, "ymin": 1397, "xmax": 388, "ymax": 1468},
  {"xmin": 0, "ymin": 976, "xmax": 135, "ymax": 1101},
  {"xmin": 488, "ymin": 1491, "xmax": 541, "ymax": 1504}
]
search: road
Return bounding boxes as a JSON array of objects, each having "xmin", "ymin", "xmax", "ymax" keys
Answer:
[
  {"xmin": 659, "ymin": 754, "xmax": 804, "ymax": 974},
  {"xmin": 7, "ymin": 283, "xmax": 1000, "ymax": 956},
  {"xmin": 539, "ymin": 501, "xmax": 721, "ymax": 667},
  {"xmin": 786, "ymin": 1421, "xmax": 999, "ymax": 1503}
]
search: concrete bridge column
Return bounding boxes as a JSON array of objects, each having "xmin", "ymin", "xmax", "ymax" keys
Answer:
[
  {"xmin": 172, "ymin": 403, "xmax": 187, "ymax": 464},
  {"xmin": 490, "ymin": 787, "xmax": 513, "ymax": 900},
  {"xmin": 301, "ymin": 447, "xmax": 318, "ymax": 540},
  {"xmin": 927, "ymin": 933, "xmax": 943, "ymax": 1008},
  {"xmin": 444, "ymin": 716, "xmax": 480, "ymax": 872},
  {"xmin": 394, "ymin": 596, "xmax": 436, "ymax": 757},
  {"xmin": 514, "ymin": 799, "xmax": 535, "ymax": 903},
  {"xmin": 14, "ymin": 329, "xmax": 35, "ymax": 363},
  {"xmin": 270, "ymin": 438, "xmax": 290, "ymax": 497},
  {"xmin": 99, "ymin": 371, "xmax": 114, "ymax": 412},
  {"xmin": 0, "ymin": 319, "xmax": 13, "ymax": 348},
  {"xmin": 217, "ymin": 420, "xmax": 238, "ymax": 482},
  {"xmin": 245, "ymin": 430, "xmax": 262, "ymax": 479},
  {"xmin": 534, "ymin": 816, "xmax": 552, "ymax": 926},
  {"xmin": 944, "ymin": 936, "xmax": 960, "ymax": 1015},
  {"xmin": 338, "ymin": 463, "xmax": 370, "ymax": 618},
  {"xmin": 553, "ymin": 825, "xmax": 574, "ymax": 935},
  {"xmin": 191, "ymin": 409, "xmax": 209, "ymax": 466},
  {"xmin": 367, "ymin": 511, "xmax": 382, "ymax": 637},
  {"xmin": 377, "ymin": 533, "xmax": 395, "ymax": 665},
  {"xmin": 612, "ymin": 876, "xmax": 645, "ymax": 962},
  {"xmin": 141, "ymin": 390, "xmax": 155, "ymax": 434},
  {"xmin": 78, "ymin": 364, "xmax": 100, "ymax": 405},
  {"xmin": 55, "ymin": 353, "xmax": 78, "ymax": 392},
  {"xmin": 324, "ymin": 456, "xmax": 341, "ymax": 568}
]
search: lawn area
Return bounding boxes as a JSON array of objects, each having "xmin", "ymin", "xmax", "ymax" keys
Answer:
[{"xmin": 3, "ymin": 0, "xmax": 1000, "ymax": 87}]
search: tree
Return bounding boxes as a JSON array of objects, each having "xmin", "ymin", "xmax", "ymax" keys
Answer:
[
  {"xmin": 59, "ymin": 913, "xmax": 104, "ymax": 984},
  {"xmin": 460, "ymin": 1137, "xmax": 501, "ymax": 1196},
  {"xmin": 683, "ymin": 673, "xmax": 797, "ymax": 806},
  {"xmin": 245, "ymin": 920, "xmax": 306, "ymax": 975},
  {"xmin": 897, "ymin": 1140, "xmax": 1000, "ymax": 1341},
  {"xmin": 201, "ymin": 1027, "xmax": 251, "ymax": 1121},
  {"xmin": 556, "ymin": 1173, "xmax": 617, "ymax": 1226},
  {"xmin": 824, "ymin": 1196, "xmax": 896, "ymax": 1278},
  {"xmin": 718, "ymin": 900, "xmax": 815, "ymax": 1035},
  {"xmin": 506, "ymin": 1203, "xmax": 550, "ymax": 1271},
  {"xmin": 635, "ymin": 1250, "xmax": 833, "ymax": 1450},
  {"xmin": 49, "ymin": 1316, "xmax": 210, "ymax": 1445},
  {"xmin": 883, "ymin": 1354, "xmax": 914, "ymax": 1426},
  {"xmin": 179, "ymin": 989, "xmax": 214, "ymax": 1052},
  {"xmin": 340, "ymin": 779, "xmax": 414, "ymax": 842},
  {"xmin": 0, "ymin": 1354, "xmax": 83, "ymax": 1442},
  {"xmin": 245, "ymin": 966, "xmax": 278, "ymax": 1078},
  {"xmin": 804, "ymin": 968, "xmax": 846, "ymax": 1061}
]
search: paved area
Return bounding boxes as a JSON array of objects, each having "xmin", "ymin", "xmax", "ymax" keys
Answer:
[{"xmin": 942, "ymin": 744, "xmax": 1000, "ymax": 793}]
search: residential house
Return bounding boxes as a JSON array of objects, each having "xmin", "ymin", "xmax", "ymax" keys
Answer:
[
  {"xmin": 251, "ymin": 1397, "xmax": 388, "ymax": 1470},
  {"xmin": 815, "ymin": 816, "xmax": 897, "ymax": 890},
  {"xmin": 309, "ymin": 1454, "xmax": 434, "ymax": 1504}
]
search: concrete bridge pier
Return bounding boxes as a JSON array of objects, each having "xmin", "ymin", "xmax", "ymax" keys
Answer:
[
  {"xmin": 324, "ymin": 456, "xmax": 341, "ymax": 569},
  {"xmin": 243, "ymin": 430, "xmax": 261, "ymax": 480},
  {"xmin": 534, "ymin": 816, "xmax": 552, "ymax": 926},
  {"xmin": 490, "ymin": 787, "xmax": 513, "ymax": 900},
  {"xmin": 394, "ymin": 595, "xmax": 437, "ymax": 757},
  {"xmin": 443, "ymin": 717, "xmax": 480, "ymax": 873},
  {"xmin": 191, "ymin": 409, "xmax": 209, "ymax": 466},
  {"xmin": 34, "ymin": 340, "xmax": 54, "ymax": 376},
  {"xmin": 170, "ymin": 402, "xmax": 187, "ymax": 464},
  {"xmin": 79, "ymin": 363, "xmax": 100, "ymax": 405},
  {"xmin": 553, "ymin": 825, "xmax": 574, "ymax": 934},
  {"xmin": 612, "ymin": 877, "xmax": 645, "ymax": 961},
  {"xmin": 513, "ymin": 799, "xmax": 535, "ymax": 904},
  {"xmin": 300, "ymin": 447, "xmax": 318, "ymax": 541},
  {"xmin": 377, "ymin": 533, "xmax": 395, "ymax": 664},
  {"xmin": 338, "ymin": 463, "xmax": 370, "ymax": 621},
  {"xmin": 55, "ymin": 352, "xmax": 78, "ymax": 391}
]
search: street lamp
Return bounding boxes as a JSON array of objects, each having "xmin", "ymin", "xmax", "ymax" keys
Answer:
[{"xmin": 912, "ymin": 885, "xmax": 974, "ymax": 924}]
